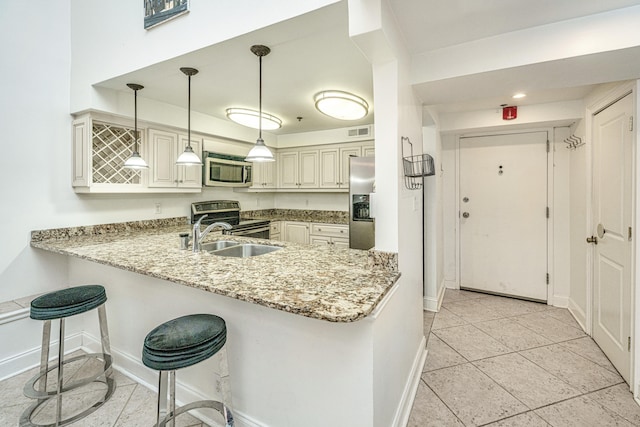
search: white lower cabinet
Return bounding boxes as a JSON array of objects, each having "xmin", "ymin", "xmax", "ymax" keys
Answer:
[
  {"xmin": 270, "ymin": 221, "xmax": 282, "ymax": 241},
  {"xmin": 310, "ymin": 223, "xmax": 349, "ymax": 247},
  {"xmin": 283, "ymin": 221, "xmax": 310, "ymax": 244}
]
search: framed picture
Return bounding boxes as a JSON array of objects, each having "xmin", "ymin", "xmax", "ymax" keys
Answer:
[{"xmin": 144, "ymin": 0, "xmax": 189, "ymax": 30}]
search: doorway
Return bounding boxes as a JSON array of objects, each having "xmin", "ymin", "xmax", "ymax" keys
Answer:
[
  {"xmin": 590, "ymin": 92, "xmax": 634, "ymax": 384},
  {"xmin": 459, "ymin": 131, "xmax": 549, "ymax": 301}
]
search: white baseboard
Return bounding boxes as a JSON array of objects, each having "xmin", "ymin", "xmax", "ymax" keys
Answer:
[
  {"xmin": 444, "ymin": 280, "xmax": 458, "ymax": 290},
  {"xmin": 392, "ymin": 336, "xmax": 427, "ymax": 427},
  {"xmin": 424, "ymin": 280, "xmax": 446, "ymax": 312},
  {"xmin": 551, "ymin": 295, "xmax": 569, "ymax": 308},
  {"xmin": 0, "ymin": 332, "xmax": 83, "ymax": 382},
  {"xmin": 567, "ymin": 298, "xmax": 587, "ymax": 332}
]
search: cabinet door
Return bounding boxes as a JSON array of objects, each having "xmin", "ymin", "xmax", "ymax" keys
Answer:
[
  {"xmin": 279, "ymin": 152, "xmax": 299, "ymax": 188},
  {"xmin": 310, "ymin": 236, "xmax": 331, "ymax": 246},
  {"xmin": 284, "ymin": 221, "xmax": 310, "ymax": 244},
  {"xmin": 362, "ymin": 144, "xmax": 375, "ymax": 157},
  {"xmin": 298, "ymin": 150, "xmax": 319, "ymax": 188},
  {"xmin": 262, "ymin": 160, "xmax": 277, "ymax": 188},
  {"xmin": 149, "ymin": 129, "xmax": 178, "ymax": 187},
  {"xmin": 319, "ymin": 149, "xmax": 339, "ymax": 188},
  {"xmin": 340, "ymin": 146, "xmax": 361, "ymax": 188},
  {"xmin": 178, "ymin": 135, "xmax": 203, "ymax": 188},
  {"xmin": 250, "ymin": 162, "xmax": 264, "ymax": 189},
  {"xmin": 332, "ymin": 238, "xmax": 350, "ymax": 248}
]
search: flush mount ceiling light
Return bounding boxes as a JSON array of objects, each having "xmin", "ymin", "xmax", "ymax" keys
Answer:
[
  {"xmin": 176, "ymin": 67, "xmax": 202, "ymax": 166},
  {"xmin": 314, "ymin": 90, "xmax": 369, "ymax": 120},
  {"xmin": 512, "ymin": 93, "xmax": 527, "ymax": 99},
  {"xmin": 226, "ymin": 108, "xmax": 282, "ymax": 130},
  {"xmin": 245, "ymin": 45, "xmax": 275, "ymax": 163},
  {"xmin": 123, "ymin": 83, "xmax": 149, "ymax": 169}
]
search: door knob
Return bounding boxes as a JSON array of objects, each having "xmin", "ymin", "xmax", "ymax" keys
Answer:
[
  {"xmin": 597, "ymin": 223, "xmax": 606, "ymax": 239},
  {"xmin": 462, "ymin": 212, "xmax": 470, "ymax": 218},
  {"xmin": 586, "ymin": 236, "xmax": 598, "ymax": 244}
]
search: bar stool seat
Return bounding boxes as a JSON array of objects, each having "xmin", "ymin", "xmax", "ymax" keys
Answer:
[
  {"xmin": 143, "ymin": 314, "xmax": 233, "ymax": 427},
  {"xmin": 20, "ymin": 285, "xmax": 115, "ymax": 427}
]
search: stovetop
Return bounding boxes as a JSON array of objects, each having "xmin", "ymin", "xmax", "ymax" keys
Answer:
[{"xmin": 191, "ymin": 200, "xmax": 269, "ymax": 229}]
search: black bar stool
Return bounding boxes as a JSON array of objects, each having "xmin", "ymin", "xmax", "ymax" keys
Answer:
[
  {"xmin": 142, "ymin": 313, "xmax": 234, "ymax": 427},
  {"xmin": 20, "ymin": 285, "xmax": 115, "ymax": 427}
]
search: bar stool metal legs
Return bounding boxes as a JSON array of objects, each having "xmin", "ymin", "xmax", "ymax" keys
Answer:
[
  {"xmin": 20, "ymin": 285, "xmax": 116, "ymax": 427},
  {"xmin": 143, "ymin": 313, "xmax": 234, "ymax": 427}
]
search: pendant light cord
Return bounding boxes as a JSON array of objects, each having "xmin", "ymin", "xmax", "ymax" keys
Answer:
[
  {"xmin": 258, "ymin": 54, "xmax": 263, "ymax": 140},
  {"xmin": 133, "ymin": 88, "xmax": 138, "ymax": 152},
  {"xmin": 187, "ymin": 73, "xmax": 191, "ymax": 148}
]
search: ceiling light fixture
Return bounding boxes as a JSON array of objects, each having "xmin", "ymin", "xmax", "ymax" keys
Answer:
[
  {"xmin": 226, "ymin": 108, "xmax": 282, "ymax": 130},
  {"xmin": 512, "ymin": 93, "xmax": 527, "ymax": 99},
  {"xmin": 123, "ymin": 83, "xmax": 149, "ymax": 169},
  {"xmin": 245, "ymin": 45, "xmax": 275, "ymax": 163},
  {"xmin": 176, "ymin": 67, "xmax": 202, "ymax": 166},
  {"xmin": 314, "ymin": 90, "xmax": 369, "ymax": 120}
]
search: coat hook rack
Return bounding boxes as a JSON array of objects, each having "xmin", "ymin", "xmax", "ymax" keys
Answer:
[
  {"xmin": 401, "ymin": 136, "xmax": 435, "ymax": 190},
  {"xmin": 564, "ymin": 134, "xmax": 584, "ymax": 150}
]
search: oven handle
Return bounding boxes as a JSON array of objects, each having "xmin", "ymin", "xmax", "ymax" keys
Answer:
[{"xmin": 229, "ymin": 226, "xmax": 270, "ymax": 236}]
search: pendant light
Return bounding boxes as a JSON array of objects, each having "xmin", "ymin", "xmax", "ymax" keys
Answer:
[
  {"xmin": 176, "ymin": 67, "xmax": 202, "ymax": 166},
  {"xmin": 123, "ymin": 83, "xmax": 149, "ymax": 169},
  {"xmin": 245, "ymin": 45, "xmax": 275, "ymax": 163}
]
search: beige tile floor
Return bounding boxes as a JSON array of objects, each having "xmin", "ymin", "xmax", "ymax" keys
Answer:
[
  {"xmin": 3, "ymin": 289, "xmax": 640, "ymax": 426},
  {"xmin": 409, "ymin": 289, "xmax": 640, "ymax": 426}
]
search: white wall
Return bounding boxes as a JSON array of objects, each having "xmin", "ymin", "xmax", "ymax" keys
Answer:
[
  {"xmin": 0, "ymin": 1, "xmax": 73, "ymax": 302},
  {"xmin": 423, "ymin": 124, "xmax": 444, "ymax": 310},
  {"xmin": 568, "ymin": 119, "xmax": 588, "ymax": 326},
  {"xmin": 70, "ymin": 0, "xmax": 339, "ymax": 113}
]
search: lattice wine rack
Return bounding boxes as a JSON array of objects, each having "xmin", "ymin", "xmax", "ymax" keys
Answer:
[{"xmin": 92, "ymin": 122, "xmax": 142, "ymax": 185}]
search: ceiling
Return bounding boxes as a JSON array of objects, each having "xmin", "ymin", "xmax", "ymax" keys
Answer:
[{"xmin": 96, "ymin": 0, "xmax": 640, "ymax": 135}]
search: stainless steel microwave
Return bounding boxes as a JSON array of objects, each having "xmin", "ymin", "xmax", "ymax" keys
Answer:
[{"xmin": 203, "ymin": 152, "xmax": 252, "ymax": 187}]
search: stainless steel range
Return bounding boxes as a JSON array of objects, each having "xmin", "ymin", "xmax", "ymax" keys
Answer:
[{"xmin": 191, "ymin": 200, "xmax": 270, "ymax": 239}]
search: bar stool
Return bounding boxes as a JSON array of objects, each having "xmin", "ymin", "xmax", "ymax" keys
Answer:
[
  {"xmin": 142, "ymin": 313, "xmax": 234, "ymax": 427},
  {"xmin": 20, "ymin": 285, "xmax": 116, "ymax": 427}
]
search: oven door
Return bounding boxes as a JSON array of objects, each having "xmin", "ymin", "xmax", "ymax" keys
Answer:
[
  {"xmin": 204, "ymin": 158, "xmax": 252, "ymax": 187},
  {"xmin": 230, "ymin": 226, "xmax": 270, "ymax": 239}
]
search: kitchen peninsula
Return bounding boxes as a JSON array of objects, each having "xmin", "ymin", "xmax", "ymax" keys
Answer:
[{"xmin": 30, "ymin": 218, "xmax": 424, "ymax": 427}]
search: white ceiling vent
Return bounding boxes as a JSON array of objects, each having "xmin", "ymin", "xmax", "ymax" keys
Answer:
[{"xmin": 347, "ymin": 126, "xmax": 371, "ymax": 138}]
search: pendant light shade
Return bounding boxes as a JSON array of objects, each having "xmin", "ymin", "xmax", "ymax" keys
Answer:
[
  {"xmin": 123, "ymin": 83, "xmax": 149, "ymax": 169},
  {"xmin": 176, "ymin": 67, "xmax": 202, "ymax": 166},
  {"xmin": 245, "ymin": 45, "xmax": 275, "ymax": 163}
]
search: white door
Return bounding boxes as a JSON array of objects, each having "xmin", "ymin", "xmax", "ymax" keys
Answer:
[
  {"xmin": 591, "ymin": 93, "xmax": 633, "ymax": 383},
  {"xmin": 459, "ymin": 132, "xmax": 548, "ymax": 301}
]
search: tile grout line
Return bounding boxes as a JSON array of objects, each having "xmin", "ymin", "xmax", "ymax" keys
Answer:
[{"xmin": 419, "ymin": 377, "xmax": 468, "ymax": 427}]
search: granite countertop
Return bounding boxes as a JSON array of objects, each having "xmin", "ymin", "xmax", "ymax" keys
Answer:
[{"xmin": 30, "ymin": 218, "xmax": 399, "ymax": 323}]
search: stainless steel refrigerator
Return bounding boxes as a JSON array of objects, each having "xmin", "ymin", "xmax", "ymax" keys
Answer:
[{"xmin": 349, "ymin": 156, "xmax": 375, "ymax": 250}]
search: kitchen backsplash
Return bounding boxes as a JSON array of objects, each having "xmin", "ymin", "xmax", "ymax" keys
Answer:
[
  {"xmin": 241, "ymin": 209, "xmax": 348, "ymax": 225},
  {"xmin": 31, "ymin": 217, "xmax": 188, "ymax": 242}
]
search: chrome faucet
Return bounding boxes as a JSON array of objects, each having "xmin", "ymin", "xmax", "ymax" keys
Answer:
[{"xmin": 192, "ymin": 215, "xmax": 233, "ymax": 252}]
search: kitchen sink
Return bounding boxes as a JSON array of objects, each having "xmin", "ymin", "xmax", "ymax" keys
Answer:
[
  {"xmin": 201, "ymin": 241, "xmax": 239, "ymax": 252},
  {"xmin": 212, "ymin": 243, "xmax": 281, "ymax": 258}
]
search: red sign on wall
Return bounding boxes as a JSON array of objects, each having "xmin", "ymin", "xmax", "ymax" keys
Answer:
[{"xmin": 502, "ymin": 106, "xmax": 517, "ymax": 120}]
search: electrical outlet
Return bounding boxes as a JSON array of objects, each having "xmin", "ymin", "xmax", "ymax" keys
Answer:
[{"xmin": 154, "ymin": 202, "xmax": 162, "ymax": 214}]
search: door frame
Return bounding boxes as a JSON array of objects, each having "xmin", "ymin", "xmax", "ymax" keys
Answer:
[
  {"xmin": 585, "ymin": 81, "xmax": 637, "ymax": 393},
  {"xmin": 454, "ymin": 127, "xmax": 554, "ymax": 303}
]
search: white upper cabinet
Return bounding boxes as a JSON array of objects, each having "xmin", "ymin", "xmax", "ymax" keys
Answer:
[
  {"xmin": 251, "ymin": 158, "xmax": 277, "ymax": 189},
  {"xmin": 72, "ymin": 114, "xmax": 147, "ymax": 193},
  {"xmin": 278, "ymin": 150, "xmax": 319, "ymax": 189},
  {"xmin": 362, "ymin": 143, "xmax": 375, "ymax": 157},
  {"xmin": 319, "ymin": 145, "xmax": 361, "ymax": 189},
  {"xmin": 148, "ymin": 129, "xmax": 202, "ymax": 190}
]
